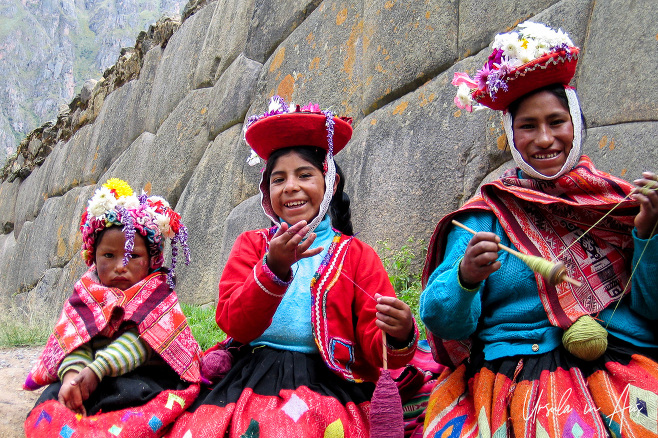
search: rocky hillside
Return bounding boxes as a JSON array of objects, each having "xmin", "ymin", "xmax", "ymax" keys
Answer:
[
  {"xmin": 0, "ymin": 0, "xmax": 656, "ymax": 324},
  {"xmin": 0, "ymin": 0, "xmax": 184, "ymax": 164}
]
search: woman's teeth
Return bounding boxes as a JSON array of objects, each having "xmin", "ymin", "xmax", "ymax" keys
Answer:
[{"xmin": 534, "ymin": 152, "xmax": 559, "ymax": 159}]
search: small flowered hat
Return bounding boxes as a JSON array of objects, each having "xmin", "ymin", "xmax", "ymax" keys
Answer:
[
  {"xmin": 80, "ymin": 178, "xmax": 190, "ymax": 287},
  {"xmin": 453, "ymin": 22, "xmax": 583, "ymax": 180},
  {"xmin": 243, "ymin": 96, "xmax": 353, "ymax": 232}
]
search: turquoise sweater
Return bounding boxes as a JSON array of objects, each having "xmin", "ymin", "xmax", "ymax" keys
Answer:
[{"xmin": 420, "ymin": 211, "xmax": 658, "ymax": 360}]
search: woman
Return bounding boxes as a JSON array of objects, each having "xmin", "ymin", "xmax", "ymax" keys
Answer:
[
  {"xmin": 420, "ymin": 22, "xmax": 658, "ymax": 437},
  {"xmin": 167, "ymin": 97, "xmax": 418, "ymax": 438}
]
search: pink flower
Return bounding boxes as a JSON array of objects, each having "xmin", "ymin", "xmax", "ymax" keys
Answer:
[
  {"xmin": 451, "ymin": 72, "xmax": 478, "ymax": 89},
  {"xmin": 301, "ymin": 102, "xmax": 320, "ymax": 112}
]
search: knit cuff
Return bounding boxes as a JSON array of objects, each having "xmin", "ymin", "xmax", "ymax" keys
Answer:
[{"xmin": 262, "ymin": 254, "xmax": 293, "ymax": 286}]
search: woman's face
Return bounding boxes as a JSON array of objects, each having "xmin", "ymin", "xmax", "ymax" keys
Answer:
[
  {"xmin": 512, "ymin": 90, "xmax": 574, "ymax": 177},
  {"xmin": 268, "ymin": 150, "xmax": 334, "ymax": 225},
  {"xmin": 95, "ymin": 227, "xmax": 150, "ymax": 289}
]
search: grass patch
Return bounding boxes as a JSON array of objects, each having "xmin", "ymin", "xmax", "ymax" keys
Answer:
[
  {"xmin": 376, "ymin": 237, "xmax": 427, "ymax": 339},
  {"xmin": 180, "ymin": 303, "xmax": 225, "ymax": 351},
  {"xmin": 0, "ymin": 308, "xmax": 51, "ymax": 347}
]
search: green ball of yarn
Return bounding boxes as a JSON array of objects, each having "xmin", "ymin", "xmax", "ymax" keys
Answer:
[{"xmin": 562, "ymin": 314, "xmax": 608, "ymax": 361}]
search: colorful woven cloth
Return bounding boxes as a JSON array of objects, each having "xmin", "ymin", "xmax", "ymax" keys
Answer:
[
  {"xmin": 423, "ymin": 155, "xmax": 637, "ymax": 330},
  {"xmin": 25, "ymin": 267, "xmax": 202, "ymax": 389},
  {"xmin": 25, "ymin": 380, "xmax": 199, "ymax": 438},
  {"xmin": 423, "ymin": 341, "xmax": 658, "ymax": 437}
]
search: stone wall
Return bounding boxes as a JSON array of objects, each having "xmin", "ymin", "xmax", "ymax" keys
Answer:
[{"xmin": 1, "ymin": 0, "xmax": 656, "ymax": 321}]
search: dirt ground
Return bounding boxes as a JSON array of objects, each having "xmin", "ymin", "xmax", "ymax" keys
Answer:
[{"xmin": 0, "ymin": 346, "xmax": 44, "ymax": 438}]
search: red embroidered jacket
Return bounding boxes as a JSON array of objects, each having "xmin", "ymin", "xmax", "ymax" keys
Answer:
[{"xmin": 216, "ymin": 228, "xmax": 418, "ymax": 383}]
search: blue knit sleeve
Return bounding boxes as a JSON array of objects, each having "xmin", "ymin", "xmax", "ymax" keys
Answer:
[
  {"xmin": 627, "ymin": 230, "xmax": 658, "ymax": 320},
  {"xmin": 420, "ymin": 214, "xmax": 489, "ymax": 340}
]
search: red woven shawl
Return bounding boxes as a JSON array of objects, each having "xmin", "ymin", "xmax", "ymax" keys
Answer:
[{"xmin": 25, "ymin": 268, "xmax": 201, "ymax": 389}]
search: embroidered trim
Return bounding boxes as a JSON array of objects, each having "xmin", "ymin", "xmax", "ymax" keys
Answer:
[
  {"xmin": 387, "ymin": 324, "xmax": 418, "ymax": 355},
  {"xmin": 262, "ymin": 254, "xmax": 293, "ymax": 286},
  {"xmin": 252, "ymin": 268, "xmax": 285, "ymax": 298}
]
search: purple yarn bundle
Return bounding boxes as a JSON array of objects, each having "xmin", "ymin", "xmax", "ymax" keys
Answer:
[{"xmin": 369, "ymin": 369, "xmax": 404, "ymax": 438}]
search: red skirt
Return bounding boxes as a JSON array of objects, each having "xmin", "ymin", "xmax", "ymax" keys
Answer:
[
  {"xmin": 423, "ymin": 338, "xmax": 658, "ymax": 437},
  {"xmin": 166, "ymin": 346, "xmax": 374, "ymax": 438}
]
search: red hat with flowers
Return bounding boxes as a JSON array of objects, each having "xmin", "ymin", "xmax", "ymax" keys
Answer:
[{"xmin": 453, "ymin": 21, "xmax": 579, "ymax": 112}]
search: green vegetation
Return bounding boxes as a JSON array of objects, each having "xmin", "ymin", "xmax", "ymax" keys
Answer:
[
  {"xmin": 0, "ymin": 307, "xmax": 51, "ymax": 347},
  {"xmin": 180, "ymin": 303, "xmax": 226, "ymax": 351},
  {"xmin": 376, "ymin": 237, "xmax": 427, "ymax": 339}
]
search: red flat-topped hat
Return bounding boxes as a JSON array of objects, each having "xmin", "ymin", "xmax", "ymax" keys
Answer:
[
  {"xmin": 472, "ymin": 46, "xmax": 579, "ymax": 111},
  {"xmin": 244, "ymin": 99, "xmax": 353, "ymax": 160}
]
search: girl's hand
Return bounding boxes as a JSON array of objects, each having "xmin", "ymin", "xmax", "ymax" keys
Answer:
[
  {"xmin": 266, "ymin": 220, "xmax": 323, "ymax": 279},
  {"xmin": 459, "ymin": 232, "xmax": 501, "ymax": 288},
  {"xmin": 633, "ymin": 172, "xmax": 658, "ymax": 239},
  {"xmin": 374, "ymin": 294, "xmax": 414, "ymax": 345}
]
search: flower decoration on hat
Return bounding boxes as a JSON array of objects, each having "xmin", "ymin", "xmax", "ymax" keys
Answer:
[
  {"xmin": 453, "ymin": 21, "xmax": 579, "ymax": 112},
  {"xmin": 80, "ymin": 179, "xmax": 190, "ymax": 287}
]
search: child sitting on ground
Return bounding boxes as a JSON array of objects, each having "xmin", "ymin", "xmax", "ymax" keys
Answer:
[{"xmin": 24, "ymin": 178, "xmax": 202, "ymax": 437}]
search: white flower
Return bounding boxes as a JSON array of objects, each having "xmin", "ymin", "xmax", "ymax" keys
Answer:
[
  {"xmin": 268, "ymin": 98, "xmax": 284, "ymax": 113},
  {"xmin": 455, "ymin": 83, "xmax": 475, "ymax": 109},
  {"xmin": 246, "ymin": 149, "xmax": 261, "ymax": 166},
  {"xmin": 492, "ymin": 32, "xmax": 520, "ymax": 51},
  {"xmin": 117, "ymin": 195, "xmax": 139, "ymax": 209},
  {"xmin": 154, "ymin": 213, "xmax": 174, "ymax": 239},
  {"xmin": 88, "ymin": 186, "xmax": 117, "ymax": 218}
]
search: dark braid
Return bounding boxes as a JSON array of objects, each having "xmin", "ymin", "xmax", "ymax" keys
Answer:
[{"xmin": 264, "ymin": 146, "xmax": 354, "ymax": 236}]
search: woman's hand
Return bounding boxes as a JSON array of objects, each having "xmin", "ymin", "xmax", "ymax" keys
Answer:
[
  {"xmin": 459, "ymin": 232, "xmax": 501, "ymax": 288},
  {"xmin": 374, "ymin": 294, "xmax": 414, "ymax": 345},
  {"xmin": 633, "ymin": 172, "xmax": 658, "ymax": 239},
  {"xmin": 266, "ymin": 220, "xmax": 323, "ymax": 279}
]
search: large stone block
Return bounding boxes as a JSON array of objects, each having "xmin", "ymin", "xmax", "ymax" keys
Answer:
[
  {"xmin": 0, "ymin": 179, "xmax": 19, "ymax": 233},
  {"xmin": 578, "ymin": 0, "xmax": 657, "ymax": 126},
  {"xmin": 582, "ymin": 122, "xmax": 658, "ymax": 183},
  {"xmin": 208, "ymin": 54, "xmax": 262, "ymax": 138},
  {"xmin": 45, "ymin": 127, "xmax": 94, "ymax": 197},
  {"xmin": 13, "ymin": 160, "xmax": 51, "ymax": 237},
  {"xmin": 193, "ymin": 0, "xmax": 255, "ymax": 89},
  {"xmin": 361, "ymin": 0, "xmax": 458, "ymax": 112},
  {"xmin": 243, "ymin": 0, "xmax": 322, "ymax": 64},
  {"xmin": 457, "ymin": 0, "xmax": 559, "ymax": 58},
  {"xmin": 0, "ymin": 231, "xmax": 17, "ymax": 300},
  {"xmin": 101, "ymin": 88, "xmax": 212, "ymax": 207},
  {"xmin": 340, "ymin": 54, "xmax": 510, "ymax": 252},
  {"xmin": 247, "ymin": 0, "xmax": 365, "ymax": 122},
  {"xmin": 174, "ymin": 124, "xmax": 263, "ymax": 303},
  {"xmin": 5, "ymin": 186, "xmax": 91, "ymax": 296},
  {"xmin": 146, "ymin": 4, "xmax": 215, "ymax": 133},
  {"xmin": 216, "ymin": 195, "xmax": 270, "ymax": 280}
]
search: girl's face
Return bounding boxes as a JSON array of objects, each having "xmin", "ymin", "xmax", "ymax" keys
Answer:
[
  {"xmin": 512, "ymin": 90, "xmax": 574, "ymax": 177},
  {"xmin": 95, "ymin": 227, "xmax": 150, "ymax": 289},
  {"xmin": 268, "ymin": 150, "xmax": 336, "ymax": 225}
]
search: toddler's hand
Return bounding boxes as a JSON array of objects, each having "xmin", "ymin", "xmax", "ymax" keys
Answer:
[
  {"xmin": 58, "ymin": 368, "xmax": 100, "ymax": 416},
  {"xmin": 374, "ymin": 294, "xmax": 414, "ymax": 345}
]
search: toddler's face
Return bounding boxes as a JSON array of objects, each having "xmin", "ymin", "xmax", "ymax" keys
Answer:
[{"xmin": 95, "ymin": 227, "xmax": 150, "ymax": 289}]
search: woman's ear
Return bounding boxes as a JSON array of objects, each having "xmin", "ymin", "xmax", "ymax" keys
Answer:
[{"xmin": 332, "ymin": 173, "xmax": 340, "ymax": 196}]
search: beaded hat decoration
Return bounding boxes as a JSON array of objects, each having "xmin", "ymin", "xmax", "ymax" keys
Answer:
[
  {"xmin": 243, "ymin": 96, "xmax": 353, "ymax": 232},
  {"xmin": 80, "ymin": 178, "xmax": 190, "ymax": 287},
  {"xmin": 452, "ymin": 21, "xmax": 583, "ymax": 180}
]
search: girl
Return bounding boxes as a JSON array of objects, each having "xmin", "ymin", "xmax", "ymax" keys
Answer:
[
  {"xmin": 24, "ymin": 179, "xmax": 202, "ymax": 438},
  {"xmin": 421, "ymin": 22, "xmax": 658, "ymax": 437},
  {"xmin": 168, "ymin": 98, "xmax": 418, "ymax": 438}
]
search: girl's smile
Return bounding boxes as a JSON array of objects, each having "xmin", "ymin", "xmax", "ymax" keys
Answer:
[{"xmin": 269, "ymin": 151, "xmax": 337, "ymax": 225}]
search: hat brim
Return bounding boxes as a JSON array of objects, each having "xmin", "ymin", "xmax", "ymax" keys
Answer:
[
  {"xmin": 245, "ymin": 113, "xmax": 353, "ymax": 160},
  {"xmin": 474, "ymin": 47, "xmax": 579, "ymax": 111}
]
